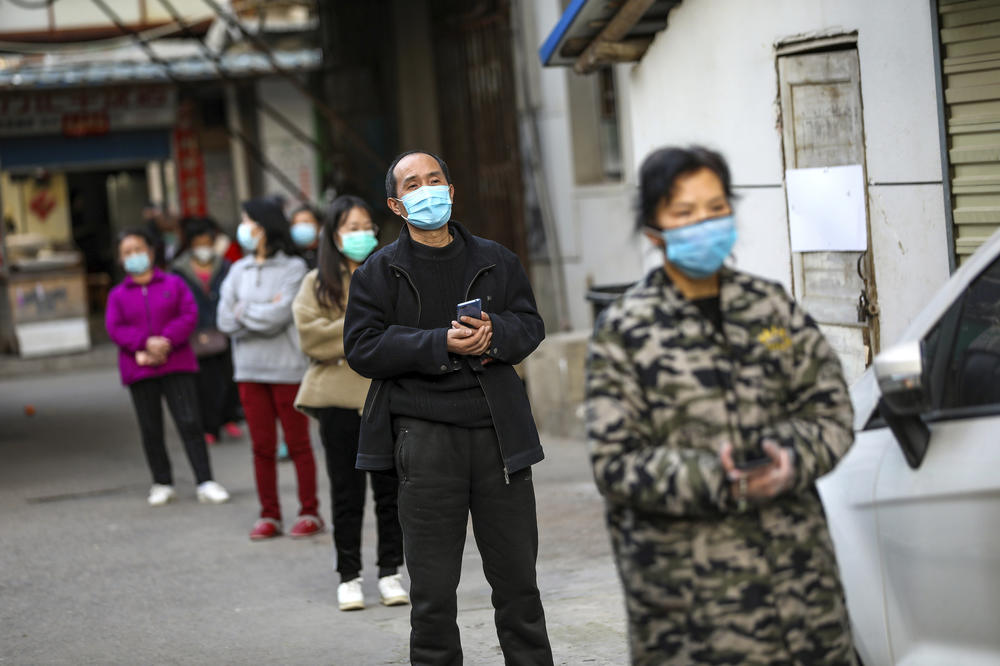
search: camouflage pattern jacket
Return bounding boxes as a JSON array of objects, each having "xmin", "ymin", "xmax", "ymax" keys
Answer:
[{"xmin": 586, "ymin": 267, "xmax": 856, "ymax": 665}]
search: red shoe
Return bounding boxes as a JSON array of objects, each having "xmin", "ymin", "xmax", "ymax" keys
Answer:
[
  {"xmin": 205, "ymin": 433, "xmax": 218, "ymax": 446},
  {"xmin": 288, "ymin": 514, "xmax": 324, "ymax": 538},
  {"xmin": 222, "ymin": 422, "xmax": 244, "ymax": 439},
  {"xmin": 250, "ymin": 518, "xmax": 283, "ymax": 541}
]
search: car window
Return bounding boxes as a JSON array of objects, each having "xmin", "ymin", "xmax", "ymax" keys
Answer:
[{"xmin": 938, "ymin": 255, "xmax": 1000, "ymax": 410}]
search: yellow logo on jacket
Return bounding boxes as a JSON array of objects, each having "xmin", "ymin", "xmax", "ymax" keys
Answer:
[{"xmin": 757, "ymin": 326, "xmax": 792, "ymax": 352}]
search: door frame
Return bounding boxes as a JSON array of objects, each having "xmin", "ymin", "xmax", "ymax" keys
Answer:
[{"xmin": 776, "ymin": 37, "xmax": 881, "ymax": 368}]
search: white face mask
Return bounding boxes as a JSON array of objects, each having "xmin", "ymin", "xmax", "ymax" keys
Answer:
[{"xmin": 192, "ymin": 246, "xmax": 215, "ymax": 264}]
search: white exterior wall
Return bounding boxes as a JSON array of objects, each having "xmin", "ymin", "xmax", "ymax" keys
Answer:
[
  {"xmin": 255, "ymin": 78, "xmax": 320, "ymax": 208},
  {"xmin": 520, "ymin": 0, "xmax": 647, "ymax": 332},
  {"xmin": 625, "ymin": 0, "xmax": 951, "ymax": 349}
]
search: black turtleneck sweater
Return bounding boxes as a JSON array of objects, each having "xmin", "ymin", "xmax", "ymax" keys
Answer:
[{"xmin": 388, "ymin": 231, "xmax": 493, "ymax": 428}]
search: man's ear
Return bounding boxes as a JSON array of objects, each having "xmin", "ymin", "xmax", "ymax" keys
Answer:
[
  {"xmin": 448, "ymin": 183, "xmax": 455, "ymax": 202},
  {"xmin": 387, "ymin": 197, "xmax": 404, "ymax": 218}
]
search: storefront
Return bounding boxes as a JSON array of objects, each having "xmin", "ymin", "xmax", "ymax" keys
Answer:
[{"xmin": 0, "ymin": 85, "xmax": 177, "ymax": 356}]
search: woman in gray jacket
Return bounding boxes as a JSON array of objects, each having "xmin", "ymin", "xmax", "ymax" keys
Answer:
[{"xmin": 218, "ymin": 198, "xmax": 323, "ymax": 541}]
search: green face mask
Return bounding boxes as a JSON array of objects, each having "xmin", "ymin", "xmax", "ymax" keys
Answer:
[{"xmin": 340, "ymin": 230, "xmax": 378, "ymax": 262}]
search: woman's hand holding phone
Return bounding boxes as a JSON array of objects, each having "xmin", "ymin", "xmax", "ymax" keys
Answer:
[{"xmin": 719, "ymin": 440, "xmax": 795, "ymax": 505}]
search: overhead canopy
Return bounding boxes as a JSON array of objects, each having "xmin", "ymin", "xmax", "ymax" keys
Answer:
[
  {"xmin": 0, "ymin": 44, "xmax": 322, "ymax": 90},
  {"xmin": 539, "ymin": 0, "xmax": 680, "ymax": 73}
]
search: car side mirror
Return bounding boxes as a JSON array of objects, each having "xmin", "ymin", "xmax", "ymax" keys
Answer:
[
  {"xmin": 875, "ymin": 341, "xmax": 928, "ymax": 414},
  {"xmin": 874, "ymin": 341, "xmax": 931, "ymax": 469}
]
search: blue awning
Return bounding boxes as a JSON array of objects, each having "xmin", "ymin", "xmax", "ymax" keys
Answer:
[
  {"xmin": 539, "ymin": 0, "xmax": 680, "ymax": 69},
  {"xmin": 0, "ymin": 129, "xmax": 171, "ymax": 171}
]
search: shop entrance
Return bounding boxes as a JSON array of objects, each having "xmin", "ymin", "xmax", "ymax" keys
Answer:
[{"xmin": 66, "ymin": 167, "xmax": 151, "ymax": 341}]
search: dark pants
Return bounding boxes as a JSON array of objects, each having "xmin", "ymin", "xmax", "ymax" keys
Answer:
[
  {"xmin": 128, "ymin": 372, "xmax": 213, "ymax": 486},
  {"xmin": 393, "ymin": 417, "xmax": 552, "ymax": 666},
  {"xmin": 194, "ymin": 351, "xmax": 237, "ymax": 438},
  {"xmin": 316, "ymin": 406, "xmax": 403, "ymax": 581},
  {"xmin": 238, "ymin": 381, "xmax": 318, "ymax": 521}
]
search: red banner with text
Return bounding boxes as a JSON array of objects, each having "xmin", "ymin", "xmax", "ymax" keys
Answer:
[{"xmin": 173, "ymin": 101, "xmax": 207, "ymax": 217}]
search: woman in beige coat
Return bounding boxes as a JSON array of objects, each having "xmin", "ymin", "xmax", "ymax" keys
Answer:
[{"xmin": 293, "ymin": 195, "xmax": 407, "ymax": 612}]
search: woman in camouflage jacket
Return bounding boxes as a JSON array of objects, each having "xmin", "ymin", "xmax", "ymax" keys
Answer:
[{"xmin": 586, "ymin": 146, "xmax": 856, "ymax": 665}]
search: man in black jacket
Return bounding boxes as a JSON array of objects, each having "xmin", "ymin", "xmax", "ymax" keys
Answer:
[{"xmin": 344, "ymin": 150, "xmax": 553, "ymax": 665}]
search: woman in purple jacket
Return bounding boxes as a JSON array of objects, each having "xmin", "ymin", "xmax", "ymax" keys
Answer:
[{"xmin": 106, "ymin": 228, "xmax": 230, "ymax": 507}]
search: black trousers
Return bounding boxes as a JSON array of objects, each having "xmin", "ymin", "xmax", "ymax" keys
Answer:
[
  {"xmin": 128, "ymin": 372, "xmax": 213, "ymax": 485},
  {"xmin": 194, "ymin": 351, "xmax": 239, "ymax": 437},
  {"xmin": 393, "ymin": 417, "xmax": 552, "ymax": 666},
  {"xmin": 317, "ymin": 406, "xmax": 403, "ymax": 581}
]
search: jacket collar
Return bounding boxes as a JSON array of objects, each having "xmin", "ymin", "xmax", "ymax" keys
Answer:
[
  {"xmin": 247, "ymin": 250, "xmax": 291, "ymax": 267},
  {"xmin": 124, "ymin": 267, "xmax": 165, "ymax": 288},
  {"xmin": 647, "ymin": 264, "xmax": 747, "ymax": 303},
  {"xmin": 171, "ymin": 251, "xmax": 224, "ymax": 282},
  {"xmin": 388, "ymin": 220, "xmax": 483, "ymax": 273},
  {"xmin": 647, "ymin": 264, "xmax": 764, "ymax": 351},
  {"xmin": 386, "ymin": 220, "xmax": 498, "ymax": 301},
  {"xmin": 647, "ymin": 265, "xmax": 748, "ymax": 344}
]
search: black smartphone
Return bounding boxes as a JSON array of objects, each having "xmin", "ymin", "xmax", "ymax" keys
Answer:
[
  {"xmin": 735, "ymin": 456, "xmax": 772, "ymax": 472},
  {"xmin": 456, "ymin": 298, "xmax": 482, "ymax": 326}
]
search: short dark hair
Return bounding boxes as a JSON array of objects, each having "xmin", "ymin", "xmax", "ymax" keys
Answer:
[
  {"xmin": 180, "ymin": 216, "xmax": 218, "ymax": 251},
  {"xmin": 636, "ymin": 146, "xmax": 734, "ymax": 231},
  {"xmin": 117, "ymin": 226, "xmax": 155, "ymax": 250},
  {"xmin": 290, "ymin": 204, "xmax": 319, "ymax": 222},
  {"xmin": 384, "ymin": 150, "xmax": 451, "ymax": 198},
  {"xmin": 241, "ymin": 198, "xmax": 294, "ymax": 257}
]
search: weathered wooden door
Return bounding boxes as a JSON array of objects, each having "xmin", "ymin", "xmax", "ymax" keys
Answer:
[
  {"xmin": 778, "ymin": 48, "xmax": 878, "ymax": 383},
  {"xmin": 430, "ymin": 0, "xmax": 528, "ymax": 264}
]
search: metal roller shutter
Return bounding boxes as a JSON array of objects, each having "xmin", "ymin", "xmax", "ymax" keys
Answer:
[{"xmin": 939, "ymin": 0, "xmax": 1000, "ymax": 263}]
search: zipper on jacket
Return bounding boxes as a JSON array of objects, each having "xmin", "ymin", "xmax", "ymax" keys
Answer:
[
  {"xmin": 390, "ymin": 264, "xmax": 422, "ymax": 326},
  {"xmin": 467, "ymin": 263, "xmax": 505, "ymax": 482},
  {"xmin": 464, "ymin": 264, "xmax": 497, "ymax": 301},
  {"xmin": 141, "ymin": 285, "xmax": 152, "ymax": 338},
  {"xmin": 475, "ymin": 374, "xmax": 509, "ymax": 484}
]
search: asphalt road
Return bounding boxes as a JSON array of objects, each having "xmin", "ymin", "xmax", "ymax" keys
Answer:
[{"xmin": 0, "ymin": 367, "xmax": 627, "ymax": 665}]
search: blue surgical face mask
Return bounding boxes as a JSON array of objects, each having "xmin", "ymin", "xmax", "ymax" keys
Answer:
[
  {"xmin": 290, "ymin": 222, "xmax": 318, "ymax": 247},
  {"xmin": 340, "ymin": 229, "xmax": 378, "ymax": 262},
  {"xmin": 661, "ymin": 215, "xmax": 737, "ymax": 279},
  {"xmin": 237, "ymin": 222, "xmax": 259, "ymax": 252},
  {"xmin": 396, "ymin": 185, "xmax": 452, "ymax": 230},
  {"xmin": 123, "ymin": 251, "xmax": 151, "ymax": 275}
]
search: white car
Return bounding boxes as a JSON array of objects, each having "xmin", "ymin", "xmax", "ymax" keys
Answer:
[{"xmin": 818, "ymin": 229, "xmax": 1000, "ymax": 666}]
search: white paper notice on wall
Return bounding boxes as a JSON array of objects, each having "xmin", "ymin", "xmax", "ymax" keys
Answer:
[{"xmin": 785, "ymin": 164, "xmax": 867, "ymax": 252}]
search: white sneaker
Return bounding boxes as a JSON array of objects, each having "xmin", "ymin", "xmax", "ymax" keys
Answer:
[
  {"xmin": 196, "ymin": 481, "xmax": 230, "ymax": 504},
  {"xmin": 338, "ymin": 577, "xmax": 365, "ymax": 611},
  {"xmin": 148, "ymin": 484, "xmax": 176, "ymax": 507},
  {"xmin": 378, "ymin": 574, "xmax": 410, "ymax": 607}
]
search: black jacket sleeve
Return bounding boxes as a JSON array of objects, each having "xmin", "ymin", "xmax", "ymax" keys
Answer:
[
  {"xmin": 344, "ymin": 263, "xmax": 454, "ymax": 379},
  {"xmin": 485, "ymin": 251, "xmax": 545, "ymax": 365}
]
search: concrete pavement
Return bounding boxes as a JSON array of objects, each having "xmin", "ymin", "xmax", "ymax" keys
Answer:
[{"xmin": 0, "ymin": 367, "xmax": 627, "ymax": 665}]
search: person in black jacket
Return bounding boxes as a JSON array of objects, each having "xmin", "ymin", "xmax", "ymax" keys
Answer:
[
  {"xmin": 172, "ymin": 216, "xmax": 243, "ymax": 444},
  {"xmin": 344, "ymin": 151, "xmax": 553, "ymax": 666}
]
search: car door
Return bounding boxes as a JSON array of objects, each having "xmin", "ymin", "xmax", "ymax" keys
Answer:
[{"xmin": 871, "ymin": 253, "xmax": 1000, "ymax": 665}]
